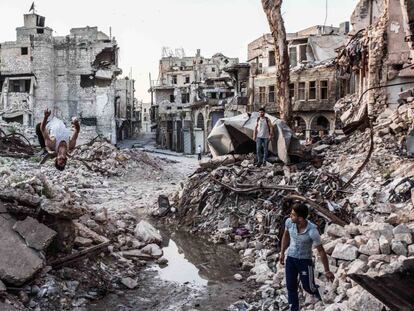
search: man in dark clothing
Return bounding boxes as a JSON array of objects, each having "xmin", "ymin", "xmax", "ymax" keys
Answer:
[{"xmin": 279, "ymin": 202, "xmax": 334, "ymax": 311}]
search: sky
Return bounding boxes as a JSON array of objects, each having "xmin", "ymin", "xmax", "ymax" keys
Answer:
[{"xmin": 0, "ymin": 0, "xmax": 359, "ymax": 101}]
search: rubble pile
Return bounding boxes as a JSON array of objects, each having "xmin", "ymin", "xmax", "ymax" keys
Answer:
[
  {"xmin": 71, "ymin": 141, "xmax": 163, "ymax": 176},
  {"xmin": 0, "ymin": 143, "xmax": 171, "ymax": 310},
  {"xmin": 159, "ymin": 92, "xmax": 414, "ymax": 310}
]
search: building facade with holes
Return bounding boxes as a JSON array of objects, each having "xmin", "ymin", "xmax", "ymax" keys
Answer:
[
  {"xmin": 247, "ymin": 24, "xmax": 350, "ymax": 140},
  {"xmin": 151, "ymin": 49, "xmax": 249, "ymax": 154},
  {"xmin": 0, "ymin": 12, "xmax": 123, "ymax": 144}
]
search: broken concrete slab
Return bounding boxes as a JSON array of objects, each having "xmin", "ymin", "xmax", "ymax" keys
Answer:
[
  {"xmin": 74, "ymin": 236, "xmax": 93, "ymax": 248},
  {"xmin": 140, "ymin": 243, "xmax": 163, "ymax": 258},
  {"xmin": 0, "ymin": 216, "xmax": 43, "ymax": 286},
  {"xmin": 120, "ymin": 249, "xmax": 153, "ymax": 260},
  {"xmin": 121, "ymin": 277, "xmax": 138, "ymax": 289},
  {"xmin": 134, "ymin": 220, "xmax": 162, "ymax": 245},
  {"xmin": 13, "ymin": 217, "xmax": 57, "ymax": 251}
]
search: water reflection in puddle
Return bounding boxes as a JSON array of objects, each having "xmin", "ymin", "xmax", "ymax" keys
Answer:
[
  {"xmin": 153, "ymin": 238, "xmax": 208, "ymax": 286},
  {"xmin": 152, "ymin": 226, "xmax": 240, "ymax": 287}
]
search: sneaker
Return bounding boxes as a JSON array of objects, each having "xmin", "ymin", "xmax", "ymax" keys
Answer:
[
  {"xmin": 262, "ymin": 162, "xmax": 267, "ymax": 167},
  {"xmin": 256, "ymin": 162, "xmax": 262, "ymax": 168}
]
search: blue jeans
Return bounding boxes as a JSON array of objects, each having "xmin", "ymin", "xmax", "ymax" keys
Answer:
[
  {"xmin": 285, "ymin": 256, "xmax": 320, "ymax": 311},
  {"xmin": 256, "ymin": 138, "xmax": 269, "ymax": 164}
]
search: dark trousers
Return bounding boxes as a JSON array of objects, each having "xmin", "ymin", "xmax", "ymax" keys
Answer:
[
  {"xmin": 36, "ymin": 123, "xmax": 46, "ymax": 149},
  {"xmin": 285, "ymin": 256, "xmax": 320, "ymax": 311},
  {"xmin": 198, "ymin": 153, "xmax": 201, "ymax": 161},
  {"xmin": 256, "ymin": 137, "xmax": 268, "ymax": 164}
]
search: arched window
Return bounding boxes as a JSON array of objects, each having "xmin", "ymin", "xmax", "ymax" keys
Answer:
[
  {"xmin": 311, "ymin": 116, "xmax": 330, "ymax": 136},
  {"xmin": 196, "ymin": 113, "xmax": 204, "ymax": 130}
]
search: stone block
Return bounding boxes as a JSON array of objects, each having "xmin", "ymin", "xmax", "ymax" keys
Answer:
[
  {"xmin": 331, "ymin": 243, "xmax": 359, "ymax": 261},
  {"xmin": 391, "ymin": 240, "xmax": 408, "ymax": 256},
  {"xmin": 0, "ymin": 216, "xmax": 43, "ymax": 286},
  {"xmin": 359, "ymin": 238, "xmax": 380, "ymax": 256},
  {"xmin": 13, "ymin": 217, "xmax": 56, "ymax": 251}
]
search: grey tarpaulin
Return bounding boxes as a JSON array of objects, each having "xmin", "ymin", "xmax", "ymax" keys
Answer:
[{"xmin": 207, "ymin": 112, "xmax": 303, "ymax": 164}]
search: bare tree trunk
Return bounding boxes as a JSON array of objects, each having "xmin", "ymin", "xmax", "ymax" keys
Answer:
[{"xmin": 261, "ymin": 0, "xmax": 291, "ymax": 124}]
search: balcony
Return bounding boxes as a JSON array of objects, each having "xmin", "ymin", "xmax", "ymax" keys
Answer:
[{"xmin": 292, "ymin": 100, "xmax": 335, "ymax": 112}]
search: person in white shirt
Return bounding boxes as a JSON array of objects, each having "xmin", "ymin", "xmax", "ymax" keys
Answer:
[
  {"xmin": 253, "ymin": 107, "xmax": 273, "ymax": 167},
  {"xmin": 197, "ymin": 145, "xmax": 202, "ymax": 161},
  {"xmin": 35, "ymin": 109, "xmax": 80, "ymax": 170}
]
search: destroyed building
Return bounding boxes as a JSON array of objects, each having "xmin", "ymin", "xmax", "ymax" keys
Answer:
[
  {"xmin": 0, "ymin": 12, "xmax": 122, "ymax": 144},
  {"xmin": 115, "ymin": 78, "xmax": 138, "ymax": 140},
  {"xmin": 139, "ymin": 101, "xmax": 152, "ymax": 133},
  {"xmin": 150, "ymin": 49, "xmax": 249, "ymax": 154},
  {"xmin": 336, "ymin": 0, "xmax": 414, "ymax": 130},
  {"xmin": 247, "ymin": 24, "xmax": 349, "ymax": 139}
]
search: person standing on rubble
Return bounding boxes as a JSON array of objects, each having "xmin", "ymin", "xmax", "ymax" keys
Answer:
[
  {"xmin": 197, "ymin": 144, "xmax": 202, "ymax": 161},
  {"xmin": 253, "ymin": 107, "xmax": 273, "ymax": 167},
  {"xmin": 35, "ymin": 109, "xmax": 80, "ymax": 171},
  {"xmin": 279, "ymin": 202, "xmax": 334, "ymax": 311}
]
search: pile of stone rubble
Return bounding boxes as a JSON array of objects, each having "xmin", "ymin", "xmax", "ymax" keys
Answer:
[
  {"xmin": 71, "ymin": 141, "xmax": 163, "ymax": 177},
  {"xmin": 0, "ymin": 143, "xmax": 170, "ymax": 310},
  {"xmin": 158, "ymin": 90, "xmax": 414, "ymax": 311}
]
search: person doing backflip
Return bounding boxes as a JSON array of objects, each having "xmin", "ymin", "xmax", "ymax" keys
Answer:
[{"xmin": 35, "ymin": 109, "xmax": 80, "ymax": 170}]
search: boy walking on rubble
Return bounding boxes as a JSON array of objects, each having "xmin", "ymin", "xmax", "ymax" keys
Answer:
[
  {"xmin": 253, "ymin": 107, "xmax": 273, "ymax": 167},
  {"xmin": 279, "ymin": 202, "xmax": 334, "ymax": 311},
  {"xmin": 35, "ymin": 109, "xmax": 80, "ymax": 171}
]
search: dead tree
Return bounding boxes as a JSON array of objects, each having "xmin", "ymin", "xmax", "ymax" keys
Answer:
[{"xmin": 261, "ymin": 0, "xmax": 291, "ymax": 124}]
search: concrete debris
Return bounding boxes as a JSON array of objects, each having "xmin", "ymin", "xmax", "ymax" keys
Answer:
[
  {"xmin": 120, "ymin": 277, "xmax": 138, "ymax": 289},
  {"xmin": 0, "ymin": 216, "xmax": 44, "ymax": 286},
  {"xmin": 134, "ymin": 220, "xmax": 162, "ymax": 245},
  {"xmin": 12, "ymin": 217, "xmax": 57, "ymax": 251}
]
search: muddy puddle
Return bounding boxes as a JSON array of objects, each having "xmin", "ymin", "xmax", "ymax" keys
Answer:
[{"xmin": 88, "ymin": 226, "xmax": 247, "ymax": 311}]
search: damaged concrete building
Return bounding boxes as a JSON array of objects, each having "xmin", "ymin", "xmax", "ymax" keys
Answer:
[
  {"xmin": 336, "ymin": 0, "xmax": 414, "ymax": 130},
  {"xmin": 248, "ymin": 24, "xmax": 349, "ymax": 139},
  {"xmin": 0, "ymin": 12, "xmax": 122, "ymax": 144},
  {"xmin": 115, "ymin": 78, "xmax": 138, "ymax": 140},
  {"xmin": 151, "ymin": 49, "xmax": 249, "ymax": 153}
]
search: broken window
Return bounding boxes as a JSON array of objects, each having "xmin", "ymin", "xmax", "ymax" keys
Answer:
[
  {"xmin": 185, "ymin": 76, "xmax": 190, "ymax": 84},
  {"xmin": 4, "ymin": 115, "xmax": 23, "ymax": 124},
  {"xmin": 309, "ymin": 81, "xmax": 317, "ymax": 100},
  {"xmin": 211, "ymin": 67, "xmax": 216, "ymax": 72},
  {"xmin": 93, "ymin": 48, "xmax": 116, "ymax": 68},
  {"xmin": 182, "ymin": 93, "xmax": 190, "ymax": 103},
  {"xmin": 320, "ymin": 80, "xmax": 328, "ymax": 100},
  {"xmin": 9, "ymin": 79, "xmax": 30, "ymax": 92},
  {"xmin": 21, "ymin": 47, "xmax": 28, "ymax": 55},
  {"xmin": 80, "ymin": 117, "xmax": 97, "ymax": 126},
  {"xmin": 169, "ymin": 94, "xmax": 175, "ymax": 103},
  {"xmin": 289, "ymin": 83, "xmax": 295, "ymax": 100},
  {"xmin": 299, "ymin": 45, "xmax": 307, "ymax": 62},
  {"xmin": 172, "ymin": 75, "xmax": 177, "ymax": 84},
  {"xmin": 259, "ymin": 87, "xmax": 266, "ymax": 104},
  {"xmin": 80, "ymin": 75, "xmax": 94, "ymax": 88},
  {"xmin": 268, "ymin": 51, "xmax": 276, "ymax": 67},
  {"xmin": 289, "ymin": 47, "xmax": 297, "ymax": 67},
  {"xmin": 268, "ymin": 86, "xmax": 275, "ymax": 103},
  {"xmin": 298, "ymin": 82, "xmax": 306, "ymax": 101}
]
